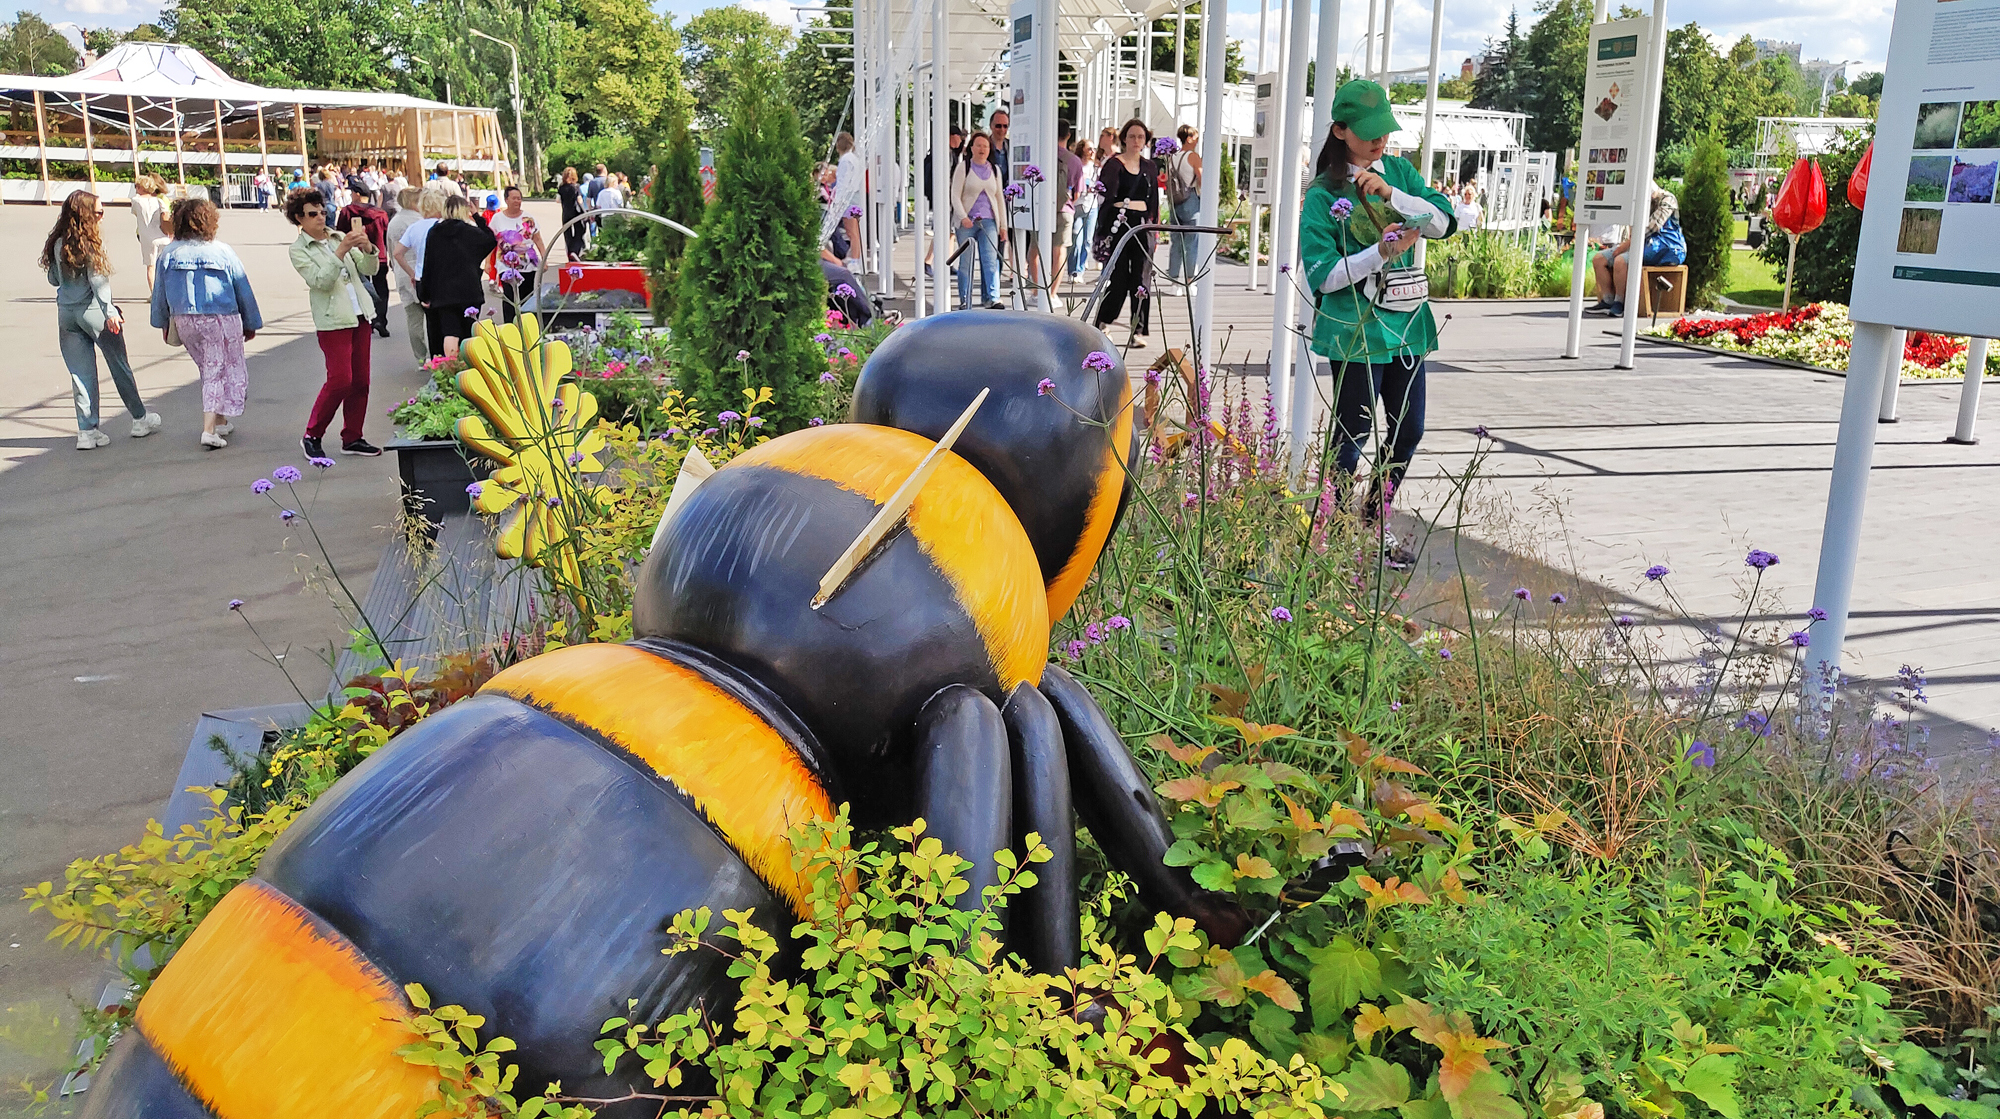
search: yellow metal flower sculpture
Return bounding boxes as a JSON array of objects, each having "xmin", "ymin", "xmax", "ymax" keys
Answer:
[{"xmin": 455, "ymin": 315, "xmax": 609, "ymax": 585}]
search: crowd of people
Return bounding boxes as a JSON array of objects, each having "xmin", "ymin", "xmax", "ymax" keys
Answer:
[{"xmin": 38, "ymin": 157, "xmax": 577, "ymax": 458}]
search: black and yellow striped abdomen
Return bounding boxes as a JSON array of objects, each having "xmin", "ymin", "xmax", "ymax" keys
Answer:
[{"xmin": 82, "ymin": 643, "xmax": 835, "ymax": 1119}]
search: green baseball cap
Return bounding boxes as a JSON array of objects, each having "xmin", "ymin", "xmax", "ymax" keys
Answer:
[{"xmin": 1328, "ymin": 80, "xmax": 1399, "ymax": 141}]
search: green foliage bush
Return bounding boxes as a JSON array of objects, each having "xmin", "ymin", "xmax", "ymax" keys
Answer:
[
  {"xmin": 1679, "ymin": 134, "xmax": 1735, "ymax": 308},
  {"xmin": 645, "ymin": 104, "xmax": 705, "ymax": 325},
  {"xmin": 1757, "ymin": 125, "xmax": 1871, "ymax": 305},
  {"xmin": 542, "ymin": 135, "xmax": 644, "ymax": 183},
  {"xmin": 672, "ymin": 40, "xmax": 827, "ymax": 432}
]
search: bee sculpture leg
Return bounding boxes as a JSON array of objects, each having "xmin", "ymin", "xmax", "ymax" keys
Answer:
[
  {"xmin": 914, "ymin": 685, "xmax": 1013, "ymax": 910},
  {"xmin": 1039, "ymin": 665, "xmax": 1253, "ymax": 948},
  {"xmin": 1002, "ymin": 683, "xmax": 1080, "ymax": 972}
]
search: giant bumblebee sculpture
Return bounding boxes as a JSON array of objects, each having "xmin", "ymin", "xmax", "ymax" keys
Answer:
[{"xmin": 80, "ymin": 311, "xmax": 1247, "ymax": 1117}]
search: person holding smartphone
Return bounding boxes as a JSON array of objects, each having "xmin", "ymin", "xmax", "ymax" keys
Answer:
[
  {"xmin": 285, "ymin": 186, "xmax": 382, "ymax": 458},
  {"xmin": 1298, "ymin": 81, "xmax": 1463, "ymax": 563}
]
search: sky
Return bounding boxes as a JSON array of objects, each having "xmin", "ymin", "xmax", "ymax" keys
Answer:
[{"xmin": 31, "ymin": 0, "xmax": 1892, "ymax": 85}]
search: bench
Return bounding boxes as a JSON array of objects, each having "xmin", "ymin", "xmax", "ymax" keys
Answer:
[{"xmin": 1640, "ymin": 265, "xmax": 1688, "ymax": 317}]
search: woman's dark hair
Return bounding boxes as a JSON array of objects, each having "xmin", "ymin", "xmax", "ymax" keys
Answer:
[
  {"xmin": 504, "ymin": 184, "xmax": 523, "ymax": 201},
  {"xmin": 282, "ymin": 186, "xmax": 325, "ymax": 226},
  {"xmin": 966, "ymin": 131, "xmax": 993, "ymax": 161},
  {"xmin": 171, "ymin": 197, "xmax": 219, "ymax": 241},
  {"xmin": 1119, "ymin": 118, "xmax": 1151, "ymax": 148},
  {"xmin": 1313, "ymin": 121, "xmax": 1358, "ymax": 193}
]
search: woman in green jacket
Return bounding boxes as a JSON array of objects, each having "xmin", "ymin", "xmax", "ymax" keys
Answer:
[
  {"xmin": 285, "ymin": 186, "xmax": 382, "ymax": 459},
  {"xmin": 1297, "ymin": 81, "xmax": 1460, "ymax": 548}
]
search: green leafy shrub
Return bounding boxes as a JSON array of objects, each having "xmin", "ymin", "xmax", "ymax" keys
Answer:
[
  {"xmin": 542, "ymin": 135, "xmax": 644, "ymax": 184},
  {"xmin": 1756, "ymin": 125, "xmax": 1871, "ymax": 305},
  {"xmin": 401, "ymin": 813, "xmax": 1343, "ymax": 1118},
  {"xmin": 1679, "ymin": 133, "xmax": 1735, "ymax": 308},
  {"xmin": 672, "ymin": 39, "xmax": 828, "ymax": 432},
  {"xmin": 645, "ymin": 104, "xmax": 705, "ymax": 325}
]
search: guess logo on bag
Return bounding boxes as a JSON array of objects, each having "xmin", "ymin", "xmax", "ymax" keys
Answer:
[{"xmin": 1368, "ymin": 265, "xmax": 1430, "ymax": 314}]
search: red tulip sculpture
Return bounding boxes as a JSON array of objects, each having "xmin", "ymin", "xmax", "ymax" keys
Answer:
[
  {"xmin": 1771, "ymin": 157, "xmax": 1828, "ymax": 311},
  {"xmin": 1846, "ymin": 143, "xmax": 1872, "ymax": 211}
]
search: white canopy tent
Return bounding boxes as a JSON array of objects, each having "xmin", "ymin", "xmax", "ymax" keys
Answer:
[{"xmin": 0, "ymin": 42, "xmax": 511, "ymax": 204}]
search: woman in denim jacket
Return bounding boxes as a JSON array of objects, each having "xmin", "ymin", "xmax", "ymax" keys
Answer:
[{"xmin": 151, "ymin": 198, "xmax": 262, "ymax": 449}]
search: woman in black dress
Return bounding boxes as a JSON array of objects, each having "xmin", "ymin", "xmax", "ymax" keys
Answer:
[
  {"xmin": 417, "ymin": 194, "xmax": 498, "ymax": 360},
  {"xmin": 1091, "ymin": 118, "xmax": 1160, "ymax": 345},
  {"xmin": 557, "ymin": 166, "xmax": 586, "ymax": 261}
]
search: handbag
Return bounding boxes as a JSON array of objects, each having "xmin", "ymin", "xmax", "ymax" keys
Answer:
[
  {"xmin": 1093, "ymin": 210, "xmax": 1127, "ymax": 264},
  {"xmin": 1361, "ymin": 265, "xmax": 1430, "ymax": 314},
  {"xmin": 164, "ymin": 317, "xmax": 183, "ymax": 347}
]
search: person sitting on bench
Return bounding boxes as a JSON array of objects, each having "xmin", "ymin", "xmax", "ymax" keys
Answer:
[{"xmin": 1588, "ymin": 180, "xmax": 1685, "ymax": 316}]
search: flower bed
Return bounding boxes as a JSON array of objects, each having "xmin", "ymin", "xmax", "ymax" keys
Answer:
[{"xmin": 1650, "ymin": 302, "xmax": 1996, "ymax": 380}]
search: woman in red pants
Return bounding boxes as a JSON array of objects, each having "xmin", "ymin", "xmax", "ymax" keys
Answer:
[{"xmin": 284, "ymin": 187, "xmax": 382, "ymax": 458}]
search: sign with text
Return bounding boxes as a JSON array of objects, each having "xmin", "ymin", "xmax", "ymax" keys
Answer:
[
  {"xmin": 1576, "ymin": 16, "xmax": 1651, "ymax": 227},
  {"xmin": 1006, "ymin": 0, "xmax": 1042, "ymax": 229},
  {"xmin": 1849, "ymin": 0, "xmax": 2000, "ymax": 334},
  {"xmin": 1248, "ymin": 71, "xmax": 1276, "ymax": 204}
]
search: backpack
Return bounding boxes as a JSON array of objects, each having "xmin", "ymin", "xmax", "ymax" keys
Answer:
[{"xmin": 1167, "ymin": 151, "xmax": 1198, "ymax": 205}]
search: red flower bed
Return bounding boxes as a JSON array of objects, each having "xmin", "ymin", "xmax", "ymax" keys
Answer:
[
  {"xmin": 1672, "ymin": 304, "xmax": 1824, "ymax": 345},
  {"xmin": 1905, "ymin": 331, "xmax": 1966, "ymax": 369}
]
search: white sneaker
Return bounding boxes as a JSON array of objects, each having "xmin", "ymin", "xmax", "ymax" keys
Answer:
[
  {"xmin": 130, "ymin": 412, "xmax": 162, "ymax": 438},
  {"xmin": 77, "ymin": 428, "xmax": 110, "ymax": 449},
  {"xmin": 215, "ymin": 420, "xmax": 235, "ymax": 437},
  {"xmin": 200, "ymin": 430, "xmax": 228, "ymax": 450}
]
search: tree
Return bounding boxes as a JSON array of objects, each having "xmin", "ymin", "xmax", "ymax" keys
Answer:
[
  {"xmin": 400, "ymin": 0, "xmax": 576, "ymax": 186},
  {"xmin": 1515, "ymin": 0, "xmax": 1590, "ymax": 152},
  {"xmin": 1755, "ymin": 124, "xmax": 1869, "ymax": 304},
  {"xmin": 683, "ymin": 6, "xmax": 793, "ymax": 131},
  {"xmin": 787, "ymin": 6, "xmax": 852, "ymax": 154},
  {"xmin": 1659, "ymin": 23, "xmax": 1723, "ymax": 151},
  {"xmin": 1, "ymin": 12, "xmax": 80, "ymax": 75},
  {"xmin": 1469, "ymin": 10, "xmax": 1526, "ymax": 114},
  {"xmin": 1714, "ymin": 35, "xmax": 1797, "ymax": 147},
  {"xmin": 674, "ymin": 39, "xmax": 826, "ymax": 432},
  {"xmin": 559, "ymin": 0, "xmax": 686, "ymax": 143},
  {"xmin": 646, "ymin": 101, "xmax": 704, "ymax": 324},
  {"xmin": 1677, "ymin": 133, "xmax": 1732, "ymax": 308},
  {"xmin": 162, "ymin": 0, "xmax": 409, "ymax": 89},
  {"xmin": 85, "ymin": 24, "xmax": 165, "ymax": 55}
]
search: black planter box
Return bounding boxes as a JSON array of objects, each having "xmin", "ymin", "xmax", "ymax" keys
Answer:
[{"xmin": 389, "ymin": 437, "xmax": 493, "ymax": 533}]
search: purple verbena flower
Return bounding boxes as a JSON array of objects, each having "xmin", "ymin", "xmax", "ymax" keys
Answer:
[
  {"xmin": 1745, "ymin": 549, "xmax": 1780, "ymax": 570},
  {"xmin": 746, "ymin": 417, "xmax": 764, "ymax": 427},
  {"xmin": 280, "ymin": 509, "xmax": 297, "ymax": 522},
  {"xmin": 1512, "ymin": 587, "xmax": 1531, "ymax": 601},
  {"xmin": 809, "ymin": 417, "xmax": 825, "ymax": 426},
  {"xmin": 718, "ymin": 410, "xmax": 742, "ymax": 423},
  {"xmin": 1271, "ymin": 606, "xmax": 1293, "ymax": 622},
  {"xmin": 228, "ymin": 598, "xmax": 244, "ymax": 611},
  {"xmin": 1788, "ymin": 630, "xmax": 1811, "ymax": 648},
  {"xmin": 1616, "ymin": 614, "xmax": 1636, "ymax": 627},
  {"xmin": 1330, "ymin": 197, "xmax": 1354, "ymax": 220},
  {"xmin": 847, "ymin": 205, "xmax": 863, "ymax": 218},
  {"xmin": 1144, "ymin": 367, "xmax": 1162, "ymax": 386},
  {"xmin": 1084, "ymin": 621, "xmax": 1104, "ymax": 644},
  {"xmin": 1003, "ymin": 183, "xmax": 1026, "ymax": 199},
  {"xmin": 836, "ymin": 284, "xmax": 857, "ymax": 299},
  {"xmin": 310, "ymin": 456, "xmax": 335, "ymax": 469},
  {"xmin": 1439, "ymin": 647, "xmax": 1453, "ymax": 660},
  {"xmin": 467, "ymin": 482, "xmax": 483, "ymax": 497},
  {"xmin": 735, "ymin": 350, "xmax": 751, "ymax": 362},
  {"xmin": 1807, "ymin": 607, "xmax": 1829, "ymax": 621},
  {"xmin": 1107, "ymin": 615, "xmax": 1132, "ymax": 630},
  {"xmin": 1277, "ymin": 263, "xmax": 1291, "ymax": 274},
  {"xmin": 273, "ymin": 465, "xmax": 302, "ymax": 484},
  {"xmin": 1473, "ymin": 424, "xmax": 1491, "ymax": 438},
  {"xmin": 1153, "ymin": 137, "xmax": 1178, "ymax": 157},
  {"xmin": 1182, "ymin": 491, "xmax": 1199, "ymax": 508},
  {"xmin": 836, "ymin": 347, "xmax": 852, "ymax": 359},
  {"xmin": 1685, "ymin": 740, "xmax": 1715, "ymax": 768},
  {"xmin": 251, "ymin": 478, "xmax": 273, "ymax": 494},
  {"xmin": 1036, "ymin": 378, "xmax": 1056, "ymax": 396},
  {"xmin": 1549, "ymin": 592, "xmax": 1568, "ymax": 605},
  {"xmin": 1083, "ymin": 350, "xmax": 1117, "ymax": 373},
  {"xmin": 464, "ymin": 306, "xmax": 481, "ymax": 318},
  {"xmin": 814, "ymin": 332, "xmax": 834, "ymax": 345},
  {"xmin": 820, "ymin": 370, "xmax": 838, "ymax": 384},
  {"xmin": 1064, "ymin": 638, "xmax": 1089, "ymax": 661},
  {"xmin": 1021, "ymin": 164, "xmax": 1045, "ymax": 185}
]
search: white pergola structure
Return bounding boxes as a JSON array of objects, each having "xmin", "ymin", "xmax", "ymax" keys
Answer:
[
  {"xmin": 851, "ymin": 0, "xmax": 1455, "ymax": 458},
  {"xmin": 0, "ymin": 43, "xmax": 511, "ymax": 205}
]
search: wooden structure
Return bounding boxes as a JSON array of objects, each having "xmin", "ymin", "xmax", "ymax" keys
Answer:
[{"xmin": 0, "ymin": 42, "xmax": 511, "ymax": 204}]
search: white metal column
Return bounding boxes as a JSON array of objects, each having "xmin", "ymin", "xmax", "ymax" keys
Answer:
[
  {"xmin": 933, "ymin": 0, "xmax": 953, "ymax": 314},
  {"xmin": 1194, "ymin": 0, "xmax": 1228, "ymax": 376},
  {"xmin": 1380, "ymin": 0, "xmax": 1395, "ymax": 75},
  {"xmin": 1614, "ymin": 0, "xmax": 1668, "ymax": 369},
  {"xmin": 1036, "ymin": 0, "xmax": 1057, "ymax": 311},
  {"xmin": 1950, "ymin": 338, "xmax": 1988, "ymax": 444},
  {"xmin": 1563, "ymin": 0, "xmax": 1609, "ymax": 359},
  {"xmin": 1363, "ymin": 0, "xmax": 1378, "ymax": 78},
  {"xmin": 1269, "ymin": 0, "xmax": 1312, "ymax": 435},
  {"xmin": 1804, "ymin": 321, "xmax": 1899, "ymax": 701},
  {"xmin": 1288, "ymin": 0, "xmax": 1343, "ymax": 475},
  {"xmin": 1878, "ymin": 354, "xmax": 1902, "ymax": 421}
]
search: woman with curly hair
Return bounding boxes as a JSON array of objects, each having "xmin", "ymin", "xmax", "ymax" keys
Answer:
[
  {"xmin": 44, "ymin": 191, "xmax": 160, "ymax": 450},
  {"xmin": 152, "ymin": 197, "xmax": 261, "ymax": 449},
  {"xmin": 286, "ymin": 185, "xmax": 382, "ymax": 458}
]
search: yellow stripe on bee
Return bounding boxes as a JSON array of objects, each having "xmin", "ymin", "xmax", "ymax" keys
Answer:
[
  {"xmin": 135, "ymin": 880, "xmax": 437, "ymax": 1119},
  {"xmin": 1045, "ymin": 384, "xmax": 1135, "ymax": 621},
  {"xmin": 482, "ymin": 643, "xmax": 835, "ymax": 917},
  {"xmin": 735, "ymin": 424, "xmax": 1049, "ymax": 691}
]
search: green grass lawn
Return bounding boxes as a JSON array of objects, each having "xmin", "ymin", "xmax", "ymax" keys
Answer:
[{"xmin": 1724, "ymin": 247, "xmax": 1782, "ymax": 308}]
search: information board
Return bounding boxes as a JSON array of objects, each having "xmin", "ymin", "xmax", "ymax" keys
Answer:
[
  {"xmin": 1248, "ymin": 71, "xmax": 1276, "ymax": 204},
  {"xmin": 1849, "ymin": 0, "xmax": 2000, "ymax": 335},
  {"xmin": 1006, "ymin": 0, "xmax": 1042, "ymax": 229},
  {"xmin": 1576, "ymin": 16, "xmax": 1651, "ymax": 228}
]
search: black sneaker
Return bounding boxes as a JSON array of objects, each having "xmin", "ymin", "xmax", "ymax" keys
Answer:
[
  {"xmin": 341, "ymin": 439, "xmax": 383, "ymax": 457},
  {"xmin": 373, "ymin": 321, "xmax": 391, "ymax": 338},
  {"xmin": 302, "ymin": 435, "xmax": 325, "ymax": 459}
]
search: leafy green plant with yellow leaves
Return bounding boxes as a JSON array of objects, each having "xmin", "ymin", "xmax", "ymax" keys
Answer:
[{"xmin": 398, "ymin": 812, "xmax": 1344, "ymax": 1119}]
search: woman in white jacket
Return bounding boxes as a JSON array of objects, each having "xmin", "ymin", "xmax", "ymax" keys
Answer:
[{"xmin": 950, "ymin": 131, "xmax": 1008, "ymax": 309}]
